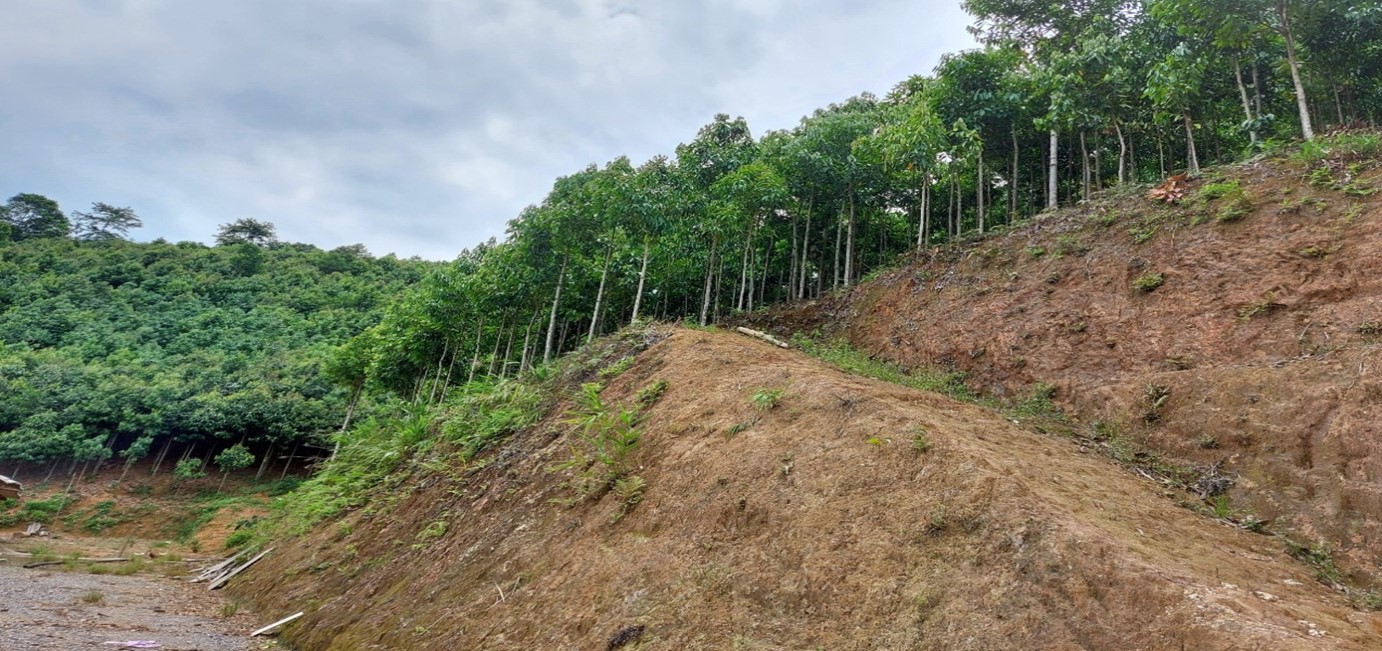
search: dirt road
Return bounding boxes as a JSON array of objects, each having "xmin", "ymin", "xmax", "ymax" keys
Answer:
[{"xmin": 0, "ymin": 564, "xmax": 281, "ymax": 651}]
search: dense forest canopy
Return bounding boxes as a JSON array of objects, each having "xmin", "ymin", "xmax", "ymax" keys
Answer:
[
  {"xmin": 1, "ymin": 0, "xmax": 1379, "ymax": 473},
  {"xmin": 0, "ymin": 212, "xmax": 435, "ymax": 476},
  {"xmin": 344, "ymin": 0, "xmax": 1381, "ymax": 400}
]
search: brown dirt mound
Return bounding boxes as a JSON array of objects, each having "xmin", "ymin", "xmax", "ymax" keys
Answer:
[
  {"xmin": 235, "ymin": 329, "xmax": 1382, "ymax": 650},
  {"xmin": 749, "ymin": 155, "xmax": 1382, "ymax": 584}
]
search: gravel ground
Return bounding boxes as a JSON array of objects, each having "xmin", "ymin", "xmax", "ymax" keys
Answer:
[{"xmin": 0, "ymin": 563, "xmax": 283, "ymax": 651}]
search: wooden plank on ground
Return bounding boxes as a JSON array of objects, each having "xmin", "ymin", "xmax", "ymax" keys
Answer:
[
  {"xmin": 251, "ymin": 611, "xmax": 304, "ymax": 637},
  {"xmin": 735, "ymin": 326, "xmax": 790, "ymax": 349},
  {"xmin": 208, "ymin": 547, "xmax": 272, "ymax": 590},
  {"xmin": 190, "ymin": 550, "xmax": 246, "ymax": 583}
]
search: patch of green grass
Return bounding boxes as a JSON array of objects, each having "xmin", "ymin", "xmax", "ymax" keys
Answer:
[
  {"xmin": 1132, "ymin": 272, "xmax": 1164, "ymax": 293},
  {"xmin": 553, "ymin": 382, "xmax": 644, "ymax": 498},
  {"xmin": 1215, "ymin": 196, "xmax": 1253, "ymax": 223},
  {"xmin": 170, "ymin": 494, "xmax": 263, "ymax": 543},
  {"xmin": 1193, "ymin": 179, "xmax": 1254, "ymax": 223},
  {"xmin": 80, "ymin": 590, "xmax": 105, "ymax": 605},
  {"xmin": 1054, "ymin": 235, "xmax": 1090, "ymax": 257},
  {"xmin": 1284, "ymin": 538, "xmax": 1344, "ymax": 587},
  {"xmin": 1128, "ymin": 226, "xmax": 1156, "ymax": 244},
  {"xmin": 1236, "ymin": 297, "xmax": 1283, "ymax": 321},
  {"xmin": 1197, "ymin": 180, "xmax": 1240, "ymax": 201},
  {"xmin": 749, "ymin": 387, "xmax": 785, "ymax": 411},
  {"xmin": 1142, "ymin": 384, "xmax": 1171, "ymax": 423},
  {"xmin": 635, "ymin": 379, "xmax": 669, "ymax": 409},
  {"xmin": 598, "ymin": 355, "xmax": 636, "ymax": 380},
  {"xmin": 910, "ymin": 426, "xmax": 931, "ymax": 453},
  {"xmin": 792, "ymin": 337, "xmax": 973, "ymax": 401},
  {"xmin": 415, "ymin": 519, "xmax": 449, "ymax": 543},
  {"xmin": 726, "ymin": 418, "xmax": 758, "ymax": 437},
  {"xmin": 611, "ymin": 475, "xmax": 646, "ymax": 522},
  {"xmin": 1293, "ymin": 131, "xmax": 1382, "ymax": 164},
  {"xmin": 0, "ymin": 493, "xmax": 76, "ymax": 527}
]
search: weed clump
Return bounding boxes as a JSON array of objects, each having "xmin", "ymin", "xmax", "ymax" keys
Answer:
[
  {"xmin": 635, "ymin": 379, "xmax": 669, "ymax": 408},
  {"xmin": 1132, "ymin": 272, "xmax": 1164, "ymax": 293},
  {"xmin": 0, "ymin": 493, "xmax": 76, "ymax": 527},
  {"xmin": 750, "ymin": 387, "xmax": 785, "ymax": 411},
  {"xmin": 1142, "ymin": 384, "xmax": 1171, "ymax": 423},
  {"xmin": 910, "ymin": 426, "xmax": 931, "ymax": 453}
]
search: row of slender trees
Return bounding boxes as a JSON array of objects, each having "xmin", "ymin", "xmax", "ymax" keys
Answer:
[{"xmin": 342, "ymin": 0, "xmax": 1382, "ymax": 402}]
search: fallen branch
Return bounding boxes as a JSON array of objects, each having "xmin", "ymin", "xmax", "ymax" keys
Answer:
[
  {"xmin": 208, "ymin": 548, "xmax": 272, "ymax": 590},
  {"xmin": 735, "ymin": 327, "xmax": 790, "ymax": 349},
  {"xmin": 23, "ymin": 557, "xmax": 130, "ymax": 569},
  {"xmin": 251, "ymin": 611, "xmax": 303, "ymax": 637},
  {"xmin": 190, "ymin": 550, "xmax": 247, "ymax": 583}
]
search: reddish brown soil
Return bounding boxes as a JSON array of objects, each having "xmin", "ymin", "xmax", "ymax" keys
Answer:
[
  {"xmin": 236, "ymin": 329, "xmax": 1382, "ymax": 650},
  {"xmin": 748, "ymin": 155, "xmax": 1382, "ymax": 584}
]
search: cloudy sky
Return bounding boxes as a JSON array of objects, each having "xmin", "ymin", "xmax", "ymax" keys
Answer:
[{"xmin": 1, "ymin": 0, "xmax": 977, "ymax": 260}]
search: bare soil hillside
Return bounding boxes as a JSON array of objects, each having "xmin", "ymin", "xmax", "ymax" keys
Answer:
[
  {"xmin": 747, "ymin": 150, "xmax": 1382, "ymax": 586},
  {"xmin": 234, "ymin": 329, "xmax": 1382, "ymax": 650}
]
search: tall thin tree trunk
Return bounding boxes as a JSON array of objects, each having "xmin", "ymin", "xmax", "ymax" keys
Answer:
[
  {"xmin": 427, "ymin": 338, "xmax": 448, "ymax": 405},
  {"xmin": 1183, "ymin": 113, "xmax": 1200, "ymax": 175},
  {"xmin": 1252, "ymin": 63, "xmax": 1263, "ymax": 117},
  {"xmin": 499, "ymin": 325, "xmax": 515, "ymax": 378},
  {"xmin": 833, "ymin": 212, "xmax": 842, "ymax": 290},
  {"xmin": 255, "ymin": 442, "xmax": 273, "ymax": 480},
  {"xmin": 519, "ymin": 312, "xmax": 536, "ymax": 372},
  {"xmin": 150, "ymin": 437, "xmax": 172, "ymax": 478},
  {"xmin": 1094, "ymin": 133, "xmax": 1103, "ymax": 189},
  {"xmin": 1333, "ymin": 84, "xmax": 1345, "ymax": 125},
  {"xmin": 917, "ymin": 175, "xmax": 929, "ymax": 250},
  {"xmin": 1010, "ymin": 127, "xmax": 1019, "ymax": 220},
  {"xmin": 439, "ymin": 338, "xmax": 459, "ymax": 397},
  {"xmin": 1079, "ymin": 130, "xmax": 1091, "ymax": 200},
  {"xmin": 1279, "ymin": 1, "xmax": 1314, "ymax": 140},
  {"xmin": 788, "ymin": 215, "xmax": 798, "ymax": 300},
  {"xmin": 280, "ymin": 442, "xmax": 299, "ymax": 480},
  {"xmin": 947, "ymin": 176, "xmax": 956, "ymax": 236},
  {"xmin": 844, "ymin": 191, "xmax": 856, "ymax": 287},
  {"xmin": 1233, "ymin": 53, "xmax": 1259, "ymax": 145},
  {"xmin": 468, "ymin": 317, "xmax": 485, "ymax": 383},
  {"xmin": 630, "ymin": 238, "xmax": 651, "ymax": 324},
  {"xmin": 699, "ymin": 236, "xmax": 717, "ymax": 326},
  {"xmin": 543, "ymin": 255, "xmax": 568, "ymax": 363},
  {"xmin": 1047, "ymin": 130, "xmax": 1059, "ymax": 209},
  {"xmin": 955, "ymin": 175, "xmax": 963, "ymax": 235},
  {"xmin": 737, "ymin": 225, "xmax": 752, "ymax": 310},
  {"xmin": 487, "ymin": 322, "xmax": 504, "ymax": 375},
  {"xmin": 798, "ymin": 200, "xmax": 812, "ymax": 299},
  {"xmin": 757, "ymin": 239, "xmax": 770, "ymax": 307},
  {"xmin": 329, "ymin": 384, "xmax": 362, "ymax": 463},
  {"xmin": 976, "ymin": 153, "xmax": 985, "ymax": 233},
  {"xmin": 1157, "ymin": 132, "xmax": 1167, "ymax": 177},
  {"xmin": 587, "ymin": 247, "xmax": 613, "ymax": 343},
  {"xmin": 1116, "ymin": 122, "xmax": 1128, "ymax": 185}
]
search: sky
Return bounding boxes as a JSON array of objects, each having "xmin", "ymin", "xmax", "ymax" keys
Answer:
[{"xmin": 1, "ymin": 0, "xmax": 978, "ymax": 260}]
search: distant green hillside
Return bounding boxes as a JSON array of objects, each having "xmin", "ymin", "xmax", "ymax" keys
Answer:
[{"xmin": 0, "ymin": 235, "xmax": 435, "ymax": 477}]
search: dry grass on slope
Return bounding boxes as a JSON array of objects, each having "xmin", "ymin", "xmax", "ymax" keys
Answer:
[{"xmin": 236, "ymin": 329, "xmax": 1382, "ymax": 650}]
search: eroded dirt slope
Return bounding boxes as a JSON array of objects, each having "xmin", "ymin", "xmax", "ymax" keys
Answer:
[
  {"xmin": 751, "ymin": 155, "xmax": 1382, "ymax": 583},
  {"xmin": 236, "ymin": 329, "xmax": 1382, "ymax": 650}
]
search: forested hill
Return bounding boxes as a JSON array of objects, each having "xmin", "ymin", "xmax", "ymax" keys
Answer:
[
  {"xmin": 324, "ymin": 0, "xmax": 1382, "ymax": 416},
  {"xmin": 0, "ymin": 234, "xmax": 435, "ymax": 476}
]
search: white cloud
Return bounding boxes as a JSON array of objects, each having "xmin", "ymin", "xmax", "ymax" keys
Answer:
[{"xmin": 0, "ymin": 0, "xmax": 976, "ymax": 259}]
